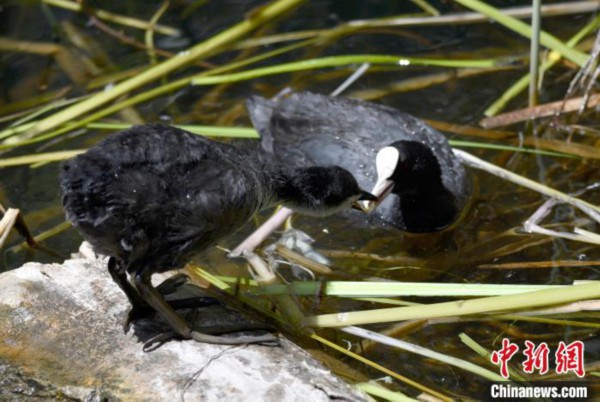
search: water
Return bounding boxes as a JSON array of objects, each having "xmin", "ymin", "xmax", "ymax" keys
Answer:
[{"xmin": 1, "ymin": 1, "xmax": 599, "ymax": 398}]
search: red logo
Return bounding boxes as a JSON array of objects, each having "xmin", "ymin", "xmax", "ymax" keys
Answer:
[
  {"xmin": 491, "ymin": 339, "xmax": 585, "ymax": 379},
  {"xmin": 522, "ymin": 341, "xmax": 550, "ymax": 375},
  {"xmin": 555, "ymin": 341, "xmax": 585, "ymax": 378},
  {"xmin": 491, "ymin": 338, "xmax": 519, "ymax": 379}
]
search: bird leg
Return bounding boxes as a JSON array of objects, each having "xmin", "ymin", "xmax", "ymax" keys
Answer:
[
  {"xmin": 108, "ymin": 257, "xmax": 153, "ymax": 332},
  {"xmin": 131, "ymin": 266, "xmax": 277, "ymax": 349},
  {"xmin": 108, "ymin": 259, "xmax": 221, "ymax": 332},
  {"xmin": 108, "ymin": 257, "xmax": 147, "ymax": 307}
]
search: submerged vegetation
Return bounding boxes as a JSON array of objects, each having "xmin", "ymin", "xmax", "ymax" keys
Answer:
[{"xmin": 1, "ymin": 0, "xmax": 600, "ymax": 399}]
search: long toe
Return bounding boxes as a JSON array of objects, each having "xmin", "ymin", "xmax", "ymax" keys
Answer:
[
  {"xmin": 122, "ymin": 306, "xmax": 155, "ymax": 333},
  {"xmin": 142, "ymin": 330, "xmax": 278, "ymax": 350},
  {"xmin": 122, "ymin": 297, "xmax": 219, "ymax": 333},
  {"xmin": 142, "ymin": 331, "xmax": 179, "ymax": 352},
  {"xmin": 167, "ymin": 296, "xmax": 222, "ymax": 310},
  {"xmin": 189, "ymin": 330, "xmax": 279, "ymax": 346},
  {"xmin": 155, "ymin": 273, "xmax": 190, "ymax": 295}
]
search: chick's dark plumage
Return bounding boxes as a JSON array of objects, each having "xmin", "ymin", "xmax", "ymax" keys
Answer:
[
  {"xmin": 59, "ymin": 123, "xmax": 370, "ymax": 346},
  {"xmin": 61, "ymin": 124, "xmax": 267, "ymax": 272}
]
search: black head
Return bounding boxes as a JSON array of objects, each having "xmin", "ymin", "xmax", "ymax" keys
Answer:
[
  {"xmin": 364, "ymin": 140, "xmax": 445, "ymax": 208},
  {"xmin": 385, "ymin": 141, "xmax": 445, "ymax": 191},
  {"xmin": 365, "ymin": 140, "xmax": 459, "ymax": 231},
  {"xmin": 276, "ymin": 165, "xmax": 376, "ymax": 216}
]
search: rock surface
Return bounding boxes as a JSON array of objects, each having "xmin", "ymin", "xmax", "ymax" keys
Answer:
[{"xmin": 0, "ymin": 244, "xmax": 365, "ymax": 401}]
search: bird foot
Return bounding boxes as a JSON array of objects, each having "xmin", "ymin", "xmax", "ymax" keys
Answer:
[
  {"xmin": 143, "ymin": 331, "xmax": 178, "ymax": 352},
  {"xmin": 123, "ymin": 305, "xmax": 153, "ymax": 334},
  {"xmin": 123, "ymin": 296, "xmax": 223, "ymax": 333},
  {"xmin": 155, "ymin": 273, "xmax": 189, "ymax": 295},
  {"xmin": 142, "ymin": 329, "xmax": 278, "ymax": 351},
  {"xmin": 188, "ymin": 330, "xmax": 279, "ymax": 346}
]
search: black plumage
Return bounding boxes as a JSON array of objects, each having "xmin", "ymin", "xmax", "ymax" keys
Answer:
[
  {"xmin": 247, "ymin": 92, "xmax": 471, "ymax": 232},
  {"xmin": 60, "ymin": 123, "xmax": 373, "ymax": 345}
]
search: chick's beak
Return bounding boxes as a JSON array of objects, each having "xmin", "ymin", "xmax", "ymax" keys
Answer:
[{"xmin": 351, "ymin": 191, "xmax": 378, "ymax": 213}]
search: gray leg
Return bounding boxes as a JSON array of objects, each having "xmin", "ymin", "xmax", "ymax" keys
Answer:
[
  {"xmin": 108, "ymin": 257, "xmax": 153, "ymax": 332},
  {"xmin": 109, "ymin": 260, "xmax": 215, "ymax": 332},
  {"xmin": 130, "ymin": 266, "xmax": 277, "ymax": 349}
]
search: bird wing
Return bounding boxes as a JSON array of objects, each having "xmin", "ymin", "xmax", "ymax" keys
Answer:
[{"xmin": 60, "ymin": 125, "xmax": 262, "ymax": 265}]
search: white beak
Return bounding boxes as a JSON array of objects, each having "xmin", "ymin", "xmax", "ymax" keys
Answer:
[{"xmin": 360, "ymin": 146, "xmax": 399, "ymax": 213}]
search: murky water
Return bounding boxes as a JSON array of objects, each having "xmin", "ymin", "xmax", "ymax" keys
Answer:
[{"xmin": 1, "ymin": 0, "xmax": 599, "ymax": 398}]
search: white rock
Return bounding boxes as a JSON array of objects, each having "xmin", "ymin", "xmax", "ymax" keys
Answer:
[{"xmin": 0, "ymin": 244, "xmax": 365, "ymax": 401}]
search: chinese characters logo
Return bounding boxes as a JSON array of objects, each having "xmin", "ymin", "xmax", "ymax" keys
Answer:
[{"xmin": 491, "ymin": 339, "xmax": 585, "ymax": 379}]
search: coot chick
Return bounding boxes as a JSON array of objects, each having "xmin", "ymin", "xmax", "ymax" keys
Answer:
[
  {"xmin": 59, "ymin": 124, "xmax": 374, "ymax": 346},
  {"xmin": 247, "ymin": 92, "xmax": 470, "ymax": 232}
]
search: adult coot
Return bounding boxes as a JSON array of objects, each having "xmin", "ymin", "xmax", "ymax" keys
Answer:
[
  {"xmin": 59, "ymin": 123, "xmax": 375, "ymax": 346},
  {"xmin": 247, "ymin": 92, "xmax": 470, "ymax": 232}
]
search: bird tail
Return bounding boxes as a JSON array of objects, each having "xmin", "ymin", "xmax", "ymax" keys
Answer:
[{"xmin": 246, "ymin": 96, "xmax": 276, "ymax": 153}]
